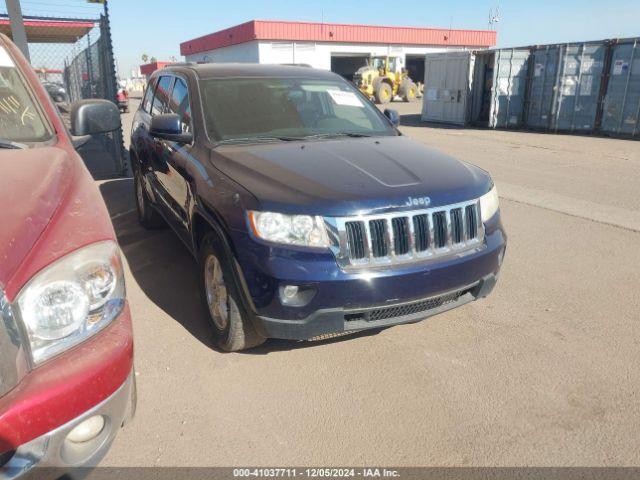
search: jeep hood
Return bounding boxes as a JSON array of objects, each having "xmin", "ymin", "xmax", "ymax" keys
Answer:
[
  {"xmin": 0, "ymin": 147, "xmax": 73, "ymax": 288},
  {"xmin": 211, "ymin": 136, "xmax": 492, "ymax": 216}
]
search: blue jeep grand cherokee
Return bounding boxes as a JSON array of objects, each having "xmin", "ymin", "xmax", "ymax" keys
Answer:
[{"xmin": 130, "ymin": 63, "xmax": 506, "ymax": 351}]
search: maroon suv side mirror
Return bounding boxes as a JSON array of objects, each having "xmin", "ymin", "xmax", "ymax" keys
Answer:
[{"xmin": 70, "ymin": 99, "xmax": 121, "ymax": 136}]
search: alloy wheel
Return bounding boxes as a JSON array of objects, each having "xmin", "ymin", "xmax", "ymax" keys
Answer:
[{"xmin": 204, "ymin": 254, "xmax": 229, "ymax": 331}]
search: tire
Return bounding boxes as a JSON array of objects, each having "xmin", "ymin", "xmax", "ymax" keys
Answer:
[
  {"xmin": 199, "ymin": 233, "xmax": 266, "ymax": 352},
  {"xmin": 401, "ymin": 81, "xmax": 418, "ymax": 102},
  {"xmin": 374, "ymin": 82, "xmax": 392, "ymax": 104},
  {"xmin": 133, "ymin": 164, "xmax": 164, "ymax": 229}
]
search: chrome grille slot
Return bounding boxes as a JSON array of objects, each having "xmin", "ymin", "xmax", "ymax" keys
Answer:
[
  {"xmin": 392, "ymin": 217, "xmax": 410, "ymax": 255},
  {"xmin": 451, "ymin": 208, "xmax": 463, "ymax": 244},
  {"xmin": 432, "ymin": 211, "xmax": 447, "ymax": 248},
  {"xmin": 329, "ymin": 199, "xmax": 484, "ymax": 270},
  {"xmin": 413, "ymin": 214, "xmax": 429, "ymax": 252},
  {"xmin": 465, "ymin": 204, "xmax": 478, "ymax": 240},
  {"xmin": 345, "ymin": 221, "xmax": 366, "ymax": 259},
  {"xmin": 369, "ymin": 219, "xmax": 388, "ymax": 257}
]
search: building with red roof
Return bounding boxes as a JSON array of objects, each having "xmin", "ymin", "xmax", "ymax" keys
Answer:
[{"xmin": 180, "ymin": 20, "xmax": 496, "ymax": 80}]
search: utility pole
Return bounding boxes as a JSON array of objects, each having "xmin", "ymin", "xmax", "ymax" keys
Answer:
[{"xmin": 6, "ymin": 0, "xmax": 29, "ymax": 61}]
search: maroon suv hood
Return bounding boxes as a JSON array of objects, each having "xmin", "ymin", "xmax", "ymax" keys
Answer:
[{"xmin": 0, "ymin": 147, "xmax": 73, "ymax": 288}]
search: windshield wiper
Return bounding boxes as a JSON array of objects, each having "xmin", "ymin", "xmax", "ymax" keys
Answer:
[
  {"xmin": 335, "ymin": 132, "xmax": 372, "ymax": 138},
  {"xmin": 215, "ymin": 136, "xmax": 303, "ymax": 146},
  {"xmin": 215, "ymin": 133, "xmax": 374, "ymax": 146},
  {"xmin": 0, "ymin": 139, "xmax": 27, "ymax": 149},
  {"xmin": 306, "ymin": 132, "xmax": 373, "ymax": 139}
]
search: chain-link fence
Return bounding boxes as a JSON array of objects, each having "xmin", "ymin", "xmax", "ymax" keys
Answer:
[{"xmin": 0, "ymin": 0, "xmax": 126, "ymax": 178}]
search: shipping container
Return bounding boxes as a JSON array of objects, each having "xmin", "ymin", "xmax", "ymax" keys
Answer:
[
  {"xmin": 526, "ymin": 44, "xmax": 561, "ymax": 129},
  {"xmin": 526, "ymin": 41, "xmax": 607, "ymax": 132},
  {"xmin": 470, "ymin": 48, "xmax": 530, "ymax": 128},
  {"xmin": 421, "ymin": 49, "xmax": 530, "ymax": 128},
  {"xmin": 421, "ymin": 51, "xmax": 473, "ymax": 125},
  {"xmin": 419, "ymin": 38, "xmax": 639, "ymax": 138},
  {"xmin": 601, "ymin": 38, "xmax": 640, "ymax": 137}
]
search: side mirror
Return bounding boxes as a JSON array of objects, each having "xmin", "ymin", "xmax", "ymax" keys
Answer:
[
  {"xmin": 150, "ymin": 113, "xmax": 193, "ymax": 144},
  {"xmin": 70, "ymin": 99, "xmax": 121, "ymax": 136},
  {"xmin": 384, "ymin": 108, "xmax": 400, "ymax": 127}
]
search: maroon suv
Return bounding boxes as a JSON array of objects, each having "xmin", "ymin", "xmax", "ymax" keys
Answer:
[{"xmin": 0, "ymin": 34, "xmax": 135, "ymax": 477}]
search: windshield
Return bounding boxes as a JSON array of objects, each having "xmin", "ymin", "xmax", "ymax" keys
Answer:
[
  {"xmin": 201, "ymin": 77, "xmax": 396, "ymax": 142},
  {"xmin": 0, "ymin": 46, "xmax": 52, "ymax": 143},
  {"xmin": 371, "ymin": 57, "xmax": 386, "ymax": 70}
]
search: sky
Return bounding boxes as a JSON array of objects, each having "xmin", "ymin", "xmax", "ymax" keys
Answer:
[{"xmin": 7, "ymin": 0, "xmax": 640, "ymax": 78}]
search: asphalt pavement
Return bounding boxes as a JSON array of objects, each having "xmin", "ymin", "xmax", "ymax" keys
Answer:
[{"xmin": 99, "ymin": 97, "xmax": 640, "ymax": 467}]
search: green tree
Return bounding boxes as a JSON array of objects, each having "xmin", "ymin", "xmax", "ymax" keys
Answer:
[{"xmin": 141, "ymin": 53, "xmax": 149, "ymax": 63}]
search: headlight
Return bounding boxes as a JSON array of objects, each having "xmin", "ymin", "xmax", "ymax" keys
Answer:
[
  {"xmin": 479, "ymin": 185, "xmax": 499, "ymax": 223},
  {"xmin": 248, "ymin": 211, "xmax": 330, "ymax": 248},
  {"xmin": 15, "ymin": 241, "xmax": 125, "ymax": 365}
]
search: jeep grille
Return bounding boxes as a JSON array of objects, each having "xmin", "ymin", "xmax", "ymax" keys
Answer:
[{"xmin": 327, "ymin": 199, "xmax": 484, "ymax": 270}]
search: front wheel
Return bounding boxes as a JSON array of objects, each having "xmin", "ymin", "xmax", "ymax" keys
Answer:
[
  {"xmin": 134, "ymin": 166, "xmax": 164, "ymax": 229},
  {"xmin": 374, "ymin": 82, "xmax": 393, "ymax": 104},
  {"xmin": 200, "ymin": 233, "xmax": 266, "ymax": 352},
  {"xmin": 401, "ymin": 81, "xmax": 418, "ymax": 102}
]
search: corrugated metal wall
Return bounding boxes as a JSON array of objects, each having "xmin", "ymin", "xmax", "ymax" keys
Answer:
[
  {"xmin": 601, "ymin": 38, "xmax": 640, "ymax": 136},
  {"xmin": 524, "ymin": 39, "xmax": 639, "ymax": 137},
  {"xmin": 527, "ymin": 42, "xmax": 607, "ymax": 132},
  {"xmin": 556, "ymin": 43, "xmax": 606, "ymax": 132},
  {"xmin": 180, "ymin": 20, "xmax": 497, "ymax": 56},
  {"xmin": 525, "ymin": 45, "xmax": 557, "ymax": 129},
  {"xmin": 254, "ymin": 21, "xmax": 497, "ymax": 47},
  {"xmin": 489, "ymin": 49, "xmax": 530, "ymax": 128},
  {"xmin": 427, "ymin": 38, "xmax": 640, "ymax": 137}
]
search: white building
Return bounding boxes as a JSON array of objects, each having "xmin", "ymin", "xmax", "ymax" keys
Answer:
[{"xmin": 181, "ymin": 20, "xmax": 496, "ymax": 81}]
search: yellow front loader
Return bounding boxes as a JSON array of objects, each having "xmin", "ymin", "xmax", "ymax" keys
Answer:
[{"xmin": 353, "ymin": 56, "xmax": 419, "ymax": 104}]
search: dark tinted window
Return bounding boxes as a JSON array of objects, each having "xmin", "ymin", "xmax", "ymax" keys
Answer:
[
  {"xmin": 201, "ymin": 77, "xmax": 395, "ymax": 141},
  {"xmin": 168, "ymin": 77, "xmax": 191, "ymax": 133},
  {"xmin": 151, "ymin": 76, "xmax": 173, "ymax": 116},
  {"xmin": 142, "ymin": 78, "xmax": 156, "ymax": 113}
]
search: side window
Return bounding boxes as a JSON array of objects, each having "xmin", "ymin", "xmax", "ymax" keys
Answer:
[
  {"xmin": 142, "ymin": 78, "xmax": 156, "ymax": 112},
  {"xmin": 168, "ymin": 77, "xmax": 192, "ymax": 134},
  {"xmin": 151, "ymin": 76, "xmax": 174, "ymax": 116}
]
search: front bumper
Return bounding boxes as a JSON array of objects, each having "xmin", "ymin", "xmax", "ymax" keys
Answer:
[
  {"xmin": 0, "ymin": 371, "xmax": 135, "ymax": 480},
  {"xmin": 254, "ymin": 273, "xmax": 498, "ymax": 340},
  {"xmin": 239, "ymin": 215, "xmax": 506, "ymax": 340}
]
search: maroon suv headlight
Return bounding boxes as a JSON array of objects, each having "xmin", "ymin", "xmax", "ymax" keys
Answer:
[{"xmin": 14, "ymin": 241, "xmax": 125, "ymax": 365}]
